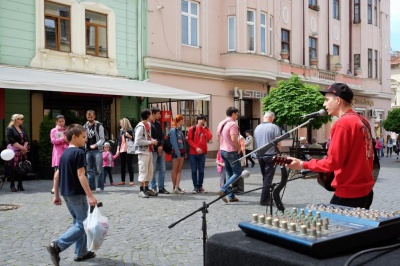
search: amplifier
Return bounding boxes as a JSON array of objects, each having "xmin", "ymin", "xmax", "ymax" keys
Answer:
[{"xmin": 238, "ymin": 204, "xmax": 400, "ymax": 258}]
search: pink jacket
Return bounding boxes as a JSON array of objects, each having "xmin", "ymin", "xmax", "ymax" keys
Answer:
[
  {"xmin": 102, "ymin": 151, "xmax": 119, "ymax": 167},
  {"xmin": 51, "ymin": 126, "xmax": 69, "ymax": 167}
]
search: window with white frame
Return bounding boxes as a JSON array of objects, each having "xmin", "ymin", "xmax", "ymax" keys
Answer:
[
  {"xmin": 374, "ymin": 0, "xmax": 378, "ymax": 26},
  {"xmin": 181, "ymin": 0, "xmax": 199, "ymax": 47},
  {"xmin": 281, "ymin": 29, "xmax": 290, "ymax": 59},
  {"xmin": 354, "ymin": 0, "xmax": 360, "ymax": 23},
  {"xmin": 374, "ymin": 50, "xmax": 378, "ymax": 78},
  {"xmin": 260, "ymin": 13, "xmax": 267, "ymax": 54},
  {"xmin": 44, "ymin": 1, "xmax": 71, "ymax": 52},
  {"xmin": 247, "ymin": 10, "xmax": 255, "ymax": 52},
  {"xmin": 333, "ymin": 0, "xmax": 340, "ymax": 20},
  {"xmin": 228, "ymin": 16, "xmax": 236, "ymax": 51},
  {"xmin": 368, "ymin": 0, "xmax": 372, "ymax": 24},
  {"xmin": 309, "ymin": 37, "xmax": 317, "ymax": 61},
  {"xmin": 333, "ymin": 45, "xmax": 339, "ymax": 55}
]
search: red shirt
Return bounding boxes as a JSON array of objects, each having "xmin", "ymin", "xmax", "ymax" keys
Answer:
[
  {"xmin": 187, "ymin": 125, "xmax": 212, "ymax": 155},
  {"xmin": 303, "ymin": 110, "xmax": 374, "ymax": 198}
]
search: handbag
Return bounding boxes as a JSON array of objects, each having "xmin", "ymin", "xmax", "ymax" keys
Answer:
[
  {"xmin": 17, "ymin": 160, "xmax": 31, "ymax": 176},
  {"xmin": 126, "ymin": 138, "xmax": 135, "ymax": 154}
]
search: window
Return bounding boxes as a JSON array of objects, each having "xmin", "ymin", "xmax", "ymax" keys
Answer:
[
  {"xmin": 354, "ymin": 0, "xmax": 360, "ymax": 23},
  {"xmin": 354, "ymin": 54, "xmax": 360, "ymax": 72},
  {"xmin": 178, "ymin": 100, "xmax": 209, "ymax": 132},
  {"xmin": 374, "ymin": 50, "xmax": 378, "ymax": 78},
  {"xmin": 368, "ymin": 49, "xmax": 372, "ymax": 78},
  {"xmin": 269, "ymin": 17, "xmax": 273, "ymax": 56},
  {"xmin": 281, "ymin": 29, "xmax": 290, "ymax": 58},
  {"xmin": 247, "ymin": 10, "xmax": 255, "ymax": 52},
  {"xmin": 85, "ymin": 11, "xmax": 107, "ymax": 57},
  {"xmin": 260, "ymin": 13, "xmax": 267, "ymax": 54},
  {"xmin": 309, "ymin": 37, "xmax": 317, "ymax": 61},
  {"xmin": 228, "ymin": 16, "xmax": 236, "ymax": 51},
  {"xmin": 181, "ymin": 0, "xmax": 199, "ymax": 47},
  {"xmin": 333, "ymin": 0, "xmax": 340, "ymax": 20},
  {"xmin": 309, "ymin": 0, "xmax": 317, "ymax": 6},
  {"xmin": 374, "ymin": 0, "xmax": 378, "ymax": 26},
  {"xmin": 368, "ymin": 0, "xmax": 372, "ymax": 24},
  {"xmin": 44, "ymin": 1, "xmax": 71, "ymax": 52},
  {"xmin": 333, "ymin": 45, "xmax": 339, "ymax": 55}
]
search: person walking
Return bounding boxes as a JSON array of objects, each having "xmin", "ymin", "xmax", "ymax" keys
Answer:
[
  {"xmin": 254, "ymin": 111, "xmax": 281, "ymax": 206},
  {"xmin": 47, "ymin": 124, "xmax": 98, "ymax": 265},
  {"xmin": 170, "ymin": 114, "xmax": 186, "ymax": 194},
  {"xmin": 379, "ymin": 134, "xmax": 385, "ymax": 157},
  {"xmin": 287, "ymin": 83, "xmax": 375, "ymax": 209},
  {"xmin": 5, "ymin": 114, "xmax": 29, "ymax": 192},
  {"xmin": 83, "ymin": 110, "xmax": 105, "ymax": 192},
  {"xmin": 50, "ymin": 114, "xmax": 69, "ymax": 194},
  {"xmin": 187, "ymin": 114, "xmax": 212, "ymax": 194},
  {"xmin": 244, "ymin": 130, "xmax": 255, "ymax": 168},
  {"xmin": 386, "ymin": 135, "xmax": 394, "ymax": 157},
  {"xmin": 149, "ymin": 107, "xmax": 169, "ymax": 194},
  {"xmin": 116, "ymin": 118, "xmax": 135, "ymax": 186},
  {"xmin": 102, "ymin": 142, "xmax": 119, "ymax": 186},
  {"xmin": 217, "ymin": 107, "xmax": 241, "ymax": 203}
]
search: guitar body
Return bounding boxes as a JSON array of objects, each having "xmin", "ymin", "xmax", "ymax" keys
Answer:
[{"xmin": 317, "ymin": 172, "xmax": 335, "ymax": 192}]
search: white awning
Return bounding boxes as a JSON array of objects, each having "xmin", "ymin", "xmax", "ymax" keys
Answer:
[{"xmin": 0, "ymin": 65, "xmax": 210, "ymax": 101}]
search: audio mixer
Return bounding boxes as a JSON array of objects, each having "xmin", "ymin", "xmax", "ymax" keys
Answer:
[{"xmin": 238, "ymin": 204, "xmax": 400, "ymax": 257}]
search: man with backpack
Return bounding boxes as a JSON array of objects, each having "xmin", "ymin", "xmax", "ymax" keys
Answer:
[
  {"xmin": 187, "ymin": 114, "xmax": 212, "ymax": 193},
  {"xmin": 83, "ymin": 110, "xmax": 105, "ymax": 192}
]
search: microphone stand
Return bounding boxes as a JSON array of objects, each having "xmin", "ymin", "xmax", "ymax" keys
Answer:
[{"xmin": 168, "ymin": 173, "xmax": 245, "ymax": 266}]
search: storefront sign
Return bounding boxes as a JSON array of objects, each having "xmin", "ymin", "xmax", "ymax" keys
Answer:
[
  {"xmin": 234, "ymin": 87, "xmax": 266, "ymax": 99},
  {"xmin": 353, "ymin": 97, "xmax": 374, "ymax": 107}
]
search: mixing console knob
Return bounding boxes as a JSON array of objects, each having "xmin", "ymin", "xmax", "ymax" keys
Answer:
[
  {"xmin": 252, "ymin": 214, "xmax": 258, "ymax": 223},
  {"xmin": 266, "ymin": 217, "xmax": 272, "ymax": 226},
  {"xmin": 316, "ymin": 222, "xmax": 322, "ymax": 232},
  {"xmin": 300, "ymin": 225, "xmax": 307, "ymax": 235},
  {"xmin": 274, "ymin": 219, "xmax": 280, "ymax": 228},
  {"xmin": 310, "ymin": 227, "xmax": 317, "ymax": 237},
  {"xmin": 259, "ymin": 215, "xmax": 265, "ymax": 224},
  {"xmin": 281, "ymin": 220, "xmax": 288, "ymax": 230},
  {"xmin": 290, "ymin": 223, "xmax": 296, "ymax": 232}
]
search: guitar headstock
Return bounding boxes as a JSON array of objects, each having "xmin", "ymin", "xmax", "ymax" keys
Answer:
[{"xmin": 272, "ymin": 155, "xmax": 293, "ymax": 166}]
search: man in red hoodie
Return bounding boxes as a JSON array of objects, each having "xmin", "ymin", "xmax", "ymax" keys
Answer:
[
  {"xmin": 287, "ymin": 83, "xmax": 375, "ymax": 209},
  {"xmin": 187, "ymin": 114, "xmax": 213, "ymax": 193}
]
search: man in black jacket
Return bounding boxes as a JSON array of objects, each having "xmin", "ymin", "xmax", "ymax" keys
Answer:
[{"xmin": 149, "ymin": 107, "xmax": 169, "ymax": 194}]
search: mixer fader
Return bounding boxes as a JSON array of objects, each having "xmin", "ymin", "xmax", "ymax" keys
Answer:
[{"xmin": 239, "ymin": 204, "xmax": 400, "ymax": 257}]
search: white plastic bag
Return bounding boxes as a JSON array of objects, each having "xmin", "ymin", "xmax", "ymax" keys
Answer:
[{"xmin": 83, "ymin": 205, "xmax": 109, "ymax": 251}]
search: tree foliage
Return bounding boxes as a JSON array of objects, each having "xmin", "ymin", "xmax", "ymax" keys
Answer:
[
  {"xmin": 382, "ymin": 108, "xmax": 400, "ymax": 133},
  {"xmin": 261, "ymin": 75, "xmax": 331, "ymax": 129}
]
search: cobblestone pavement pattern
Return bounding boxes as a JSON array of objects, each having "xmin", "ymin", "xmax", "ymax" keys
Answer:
[{"xmin": 0, "ymin": 157, "xmax": 399, "ymax": 265}]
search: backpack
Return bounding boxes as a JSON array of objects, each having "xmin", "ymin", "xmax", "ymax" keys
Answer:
[{"xmin": 164, "ymin": 129, "xmax": 178, "ymax": 155}]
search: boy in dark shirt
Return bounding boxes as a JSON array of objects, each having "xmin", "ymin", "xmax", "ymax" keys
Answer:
[{"xmin": 47, "ymin": 124, "xmax": 98, "ymax": 265}]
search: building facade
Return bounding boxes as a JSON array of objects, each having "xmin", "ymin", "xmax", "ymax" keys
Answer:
[{"xmin": 145, "ymin": 0, "xmax": 392, "ymax": 155}]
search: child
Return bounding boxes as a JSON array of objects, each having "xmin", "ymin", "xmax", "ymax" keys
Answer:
[
  {"xmin": 50, "ymin": 114, "xmax": 69, "ymax": 194},
  {"xmin": 47, "ymin": 124, "xmax": 98, "ymax": 265},
  {"xmin": 216, "ymin": 150, "xmax": 226, "ymax": 188},
  {"xmin": 375, "ymin": 136, "xmax": 382, "ymax": 157},
  {"xmin": 102, "ymin": 142, "xmax": 119, "ymax": 186}
]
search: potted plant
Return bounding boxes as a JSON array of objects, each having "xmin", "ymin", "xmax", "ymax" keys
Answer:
[
  {"xmin": 309, "ymin": 5, "xmax": 320, "ymax": 11},
  {"xmin": 38, "ymin": 116, "xmax": 56, "ymax": 179},
  {"xmin": 280, "ymin": 49, "xmax": 289, "ymax": 61}
]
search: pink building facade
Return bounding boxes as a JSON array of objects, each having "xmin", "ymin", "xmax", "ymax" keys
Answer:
[{"xmin": 145, "ymin": 0, "xmax": 392, "ymax": 155}]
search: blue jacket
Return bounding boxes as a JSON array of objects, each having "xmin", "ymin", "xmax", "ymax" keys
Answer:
[{"xmin": 169, "ymin": 127, "xmax": 185, "ymax": 157}]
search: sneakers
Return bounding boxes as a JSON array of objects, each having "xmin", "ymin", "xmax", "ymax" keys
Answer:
[
  {"xmin": 177, "ymin": 187, "xmax": 185, "ymax": 193},
  {"xmin": 218, "ymin": 190, "xmax": 228, "ymax": 203},
  {"xmin": 138, "ymin": 191, "xmax": 149, "ymax": 198},
  {"xmin": 198, "ymin": 187, "xmax": 207, "ymax": 193},
  {"xmin": 117, "ymin": 181, "xmax": 125, "ymax": 186},
  {"xmin": 73, "ymin": 251, "xmax": 96, "ymax": 262},
  {"xmin": 129, "ymin": 182, "xmax": 134, "ymax": 186},
  {"xmin": 96, "ymin": 188, "xmax": 103, "ymax": 192},
  {"xmin": 146, "ymin": 190, "xmax": 158, "ymax": 196},
  {"xmin": 174, "ymin": 188, "xmax": 184, "ymax": 194},
  {"xmin": 46, "ymin": 241, "xmax": 60, "ymax": 266},
  {"xmin": 110, "ymin": 182, "xmax": 115, "ymax": 186},
  {"xmin": 229, "ymin": 197, "xmax": 239, "ymax": 202},
  {"xmin": 158, "ymin": 188, "xmax": 170, "ymax": 194},
  {"xmin": 192, "ymin": 189, "xmax": 198, "ymax": 194}
]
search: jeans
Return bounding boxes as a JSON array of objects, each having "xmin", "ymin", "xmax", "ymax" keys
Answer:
[
  {"xmin": 55, "ymin": 195, "xmax": 88, "ymax": 257},
  {"xmin": 220, "ymin": 151, "xmax": 242, "ymax": 200},
  {"xmin": 380, "ymin": 147, "xmax": 384, "ymax": 157},
  {"xmin": 189, "ymin": 154, "xmax": 206, "ymax": 190},
  {"xmin": 86, "ymin": 150, "xmax": 104, "ymax": 190},
  {"xmin": 258, "ymin": 155, "xmax": 276, "ymax": 203},
  {"xmin": 150, "ymin": 151, "xmax": 166, "ymax": 190}
]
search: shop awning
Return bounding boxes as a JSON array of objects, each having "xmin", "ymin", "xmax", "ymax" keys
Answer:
[{"xmin": 0, "ymin": 65, "xmax": 210, "ymax": 101}]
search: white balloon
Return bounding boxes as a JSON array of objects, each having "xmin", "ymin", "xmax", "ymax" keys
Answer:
[{"xmin": 1, "ymin": 149, "xmax": 15, "ymax": 161}]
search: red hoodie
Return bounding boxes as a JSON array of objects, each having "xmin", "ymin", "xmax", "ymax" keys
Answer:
[
  {"xmin": 303, "ymin": 110, "xmax": 374, "ymax": 198},
  {"xmin": 187, "ymin": 125, "xmax": 213, "ymax": 155}
]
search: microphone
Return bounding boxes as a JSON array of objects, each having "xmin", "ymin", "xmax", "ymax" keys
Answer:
[
  {"xmin": 300, "ymin": 109, "xmax": 327, "ymax": 119},
  {"xmin": 228, "ymin": 170, "xmax": 251, "ymax": 191}
]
